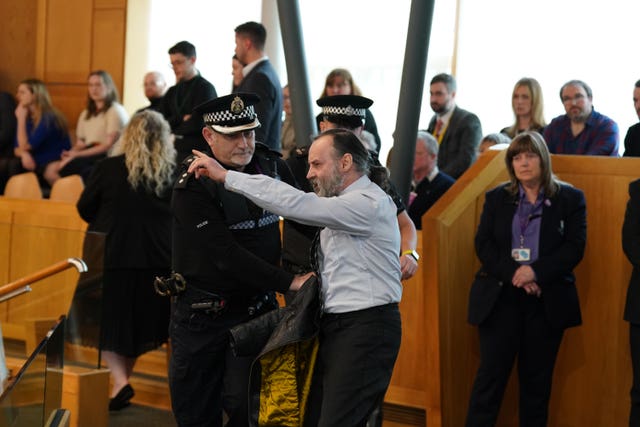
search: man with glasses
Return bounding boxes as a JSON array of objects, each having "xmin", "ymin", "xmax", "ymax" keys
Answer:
[
  {"xmin": 161, "ymin": 40, "xmax": 218, "ymax": 162},
  {"xmin": 544, "ymin": 79, "xmax": 619, "ymax": 156}
]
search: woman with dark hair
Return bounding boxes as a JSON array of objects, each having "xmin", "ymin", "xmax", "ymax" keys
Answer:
[
  {"xmin": 77, "ymin": 110, "xmax": 176, "ymax": 410},
  {"xmin": 231, "ymin": 54, "xmax": 244, "ymax": 92},
  {"xmin": 1, "ymin": 79, "xmax": 70, "ymax": 192},
  {"xmin": 501, "ymin": 77, "xmax": 546, "ymax": 138},
  {"xmin": 465, "ymin": 131, "xmax": 586, "ymax": 426},
  {"xmin": 316, "ymin": 68, "xmax": 382, "ymax": 153},
  {"xmin": 46, "ymin": 70, "xmax": 128, "ymax": 183}
]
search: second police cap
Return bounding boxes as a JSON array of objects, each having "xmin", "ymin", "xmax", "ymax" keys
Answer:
[
  {"xmin": 316, "ymin": 94, "xmax": 373, "ymax": 119},
  {"xmin": 194, "ymin": 93, "xmax": 261, "ymax": 134}
]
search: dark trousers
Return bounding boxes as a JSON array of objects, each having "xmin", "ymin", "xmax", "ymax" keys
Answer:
[
  {"xmin": 169, "ymin": 291, "xmax": 253, "ymax": 427},
  {"xmin": 59, "ymin": 153, "xmax": 106, "ymax": 181},
  {"xmin": 630, "ymin": 323, "xmax": 640, "ymax": 426},
  {"xmin": 304, "ymin": 303, "xmax": 401, "ymax": 427},
  {"xmin": 465, "ymin": 286, "xmax": 564, "ymax": 427}
]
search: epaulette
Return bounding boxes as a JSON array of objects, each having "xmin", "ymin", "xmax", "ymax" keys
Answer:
[{"xmin": 174, "ymin": 155, "xmax": 197, "ymax": 189}]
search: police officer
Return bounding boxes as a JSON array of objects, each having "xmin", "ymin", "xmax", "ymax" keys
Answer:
[{"xmin": 168, "ymin": 92, "xmax": 311, "ymax": 427}]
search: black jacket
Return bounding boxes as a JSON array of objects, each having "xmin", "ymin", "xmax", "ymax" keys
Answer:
[
  {"xmin": 468, "ymin": 183, "xmax": 586, "ymax": 329},
  {"xmin": 171, "ymin": 144, "xmax": 295, "ymax": 299},
  {"xmin": 426, "ymin": 106, "xmax": 482, "ymax": 179},
  {"xmin": 408, "ymin": 171, "xmax": 455, "ymax": 229},
  {"xmin": 230, "ymin": 276, "xmax": 320, "ymax": 427}
]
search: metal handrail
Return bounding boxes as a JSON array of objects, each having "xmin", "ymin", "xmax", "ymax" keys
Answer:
[{"xmin": 0, "ymin": 258, "xmax": 87, "ymax": 302}]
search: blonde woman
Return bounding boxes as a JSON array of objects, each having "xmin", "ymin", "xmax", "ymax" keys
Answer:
[
  {"xmin": 3, "ymin": 79, "xmax": 70, "ymax": 190},
  {"xmin": 501, "ymin": 77, "xmax": 546, "ymax": 138},
  {"xmin": 76, "ymin": 110, "xmax": 176, "ymax": 410}
]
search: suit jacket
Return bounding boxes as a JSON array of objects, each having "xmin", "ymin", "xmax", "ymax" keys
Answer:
[
  {"xmin": 623, "ymin": 179, "xmax": 640, "ymax": 323},
  {"xmin": 623, "ymin": 123, "xmax": 640, "ymax": 157},
  {"xmin": 426, "ymin": 106, "xmax": 482, "ymax": 179},
  {"xmin": 468, "ymin": 183, "xmax": 586, "ymax": 329},
  {"xmin": 408, "ymin": 171, "xmax": 455, "ymax": 230},
  {"xmin": 235, "ymin": 59, "xmax": 282, "ymax": 152}
]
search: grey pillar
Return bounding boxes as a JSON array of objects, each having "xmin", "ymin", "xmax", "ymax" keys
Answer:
[
  {"xmin": 276, "ymin": 0, "xmax": 317, "ymax": 147},
  {"xmin": 389, "ymin": 0, "xmax": 436, "ymax": 203}
]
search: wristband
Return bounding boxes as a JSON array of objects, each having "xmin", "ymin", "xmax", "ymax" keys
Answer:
[{"xmin": 401, "ymin": 249, "xmax": 420, "ymax": 262}]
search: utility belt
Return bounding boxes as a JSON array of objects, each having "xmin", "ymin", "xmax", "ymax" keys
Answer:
[{"xmin": 154, "ymin": 272, "xmax": 278, "ymax": 317}]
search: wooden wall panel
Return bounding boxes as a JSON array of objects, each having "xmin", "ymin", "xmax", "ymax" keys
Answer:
[
  {"xmin": 47, "ymin": 83, "xmax": 89, "ymax": 136},
  {"xmin": 43, "ymin": 0, "xmax": 93, "ymax": 83},
  {"xmin": 95, "ymin": 0, "xmax": 126, "ymax": 8},
  {"xmin": 0, "ymin": 1, "xmax": 38, "ymax": 92},
  {"xmin": 386, "ymin": 234, "xmax": 427, "ymax": 409},
  {"xmin": 0, "ymin": 210, "xmax": 12, "ymax": 322},
  {"xmin": 91, "ymin": 8, "xmax": 127, "ymax": 92}
]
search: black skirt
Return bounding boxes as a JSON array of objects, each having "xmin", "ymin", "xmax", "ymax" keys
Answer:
[{"xmin": 100, "ymin": 268, "xmax": 170, "ymax": 357}]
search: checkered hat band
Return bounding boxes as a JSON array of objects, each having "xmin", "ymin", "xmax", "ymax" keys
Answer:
[
  {"xmin": 321, "ymin": 105, "xmax": 366, "ymax": 118},
  {"xmin": 203, "ymin": 105, "xmax": 256, "ymax": 126}
]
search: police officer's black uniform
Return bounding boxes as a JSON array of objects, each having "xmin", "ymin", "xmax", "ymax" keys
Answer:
[{"xmin": 169, "ymin": 139, "xmax": 296, "ymax": 426}]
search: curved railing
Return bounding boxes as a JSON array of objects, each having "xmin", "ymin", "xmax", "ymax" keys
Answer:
[{"xmin": 0, "ymin": 258, "xmax": 88, "ymax": 303}]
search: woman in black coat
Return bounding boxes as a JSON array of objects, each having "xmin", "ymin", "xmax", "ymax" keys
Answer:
[
  {"xmin": 465, "ymin": 131, "xmax": 587, "ymax": 426},
  {"xmin": 77, "ymin": 110, "xmax": 176, "ymax": 410}
]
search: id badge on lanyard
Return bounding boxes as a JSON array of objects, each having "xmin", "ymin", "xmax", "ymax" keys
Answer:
[{"xmin": 512, "ymin": 206, "xmax": 541, "ymax": 262}]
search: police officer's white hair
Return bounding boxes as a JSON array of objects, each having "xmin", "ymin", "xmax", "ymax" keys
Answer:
[{"xmin": 417, "ymin": 131, "xmax": 439, "ymax": 156}]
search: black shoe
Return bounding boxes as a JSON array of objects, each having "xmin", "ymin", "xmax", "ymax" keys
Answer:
[{"xmin": 109, "ymin": 384, "xmax": 134, "ymax": 411}]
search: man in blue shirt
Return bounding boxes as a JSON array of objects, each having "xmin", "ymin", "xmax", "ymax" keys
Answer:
[{"xmin": 543, "ymin": 79, "xmax": 619, "ymax": 156}]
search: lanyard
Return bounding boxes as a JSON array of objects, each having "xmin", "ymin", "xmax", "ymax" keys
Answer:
[{"xmin": 517, "ymin": 198, "xmax": 543, "ymax": 248}]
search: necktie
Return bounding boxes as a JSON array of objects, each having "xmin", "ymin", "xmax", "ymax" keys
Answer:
[{"xmin": 434, "ymin": 119, "xmax": 444, "ymax": 138}]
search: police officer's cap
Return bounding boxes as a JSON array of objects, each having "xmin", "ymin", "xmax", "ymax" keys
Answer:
[
  {"xmin": 316, "ymin": 95, "xmax": 373, "ymax": 120},
  {"xmin": 194, "ymin": 93, "xmax": 261, "ymax": 134}
]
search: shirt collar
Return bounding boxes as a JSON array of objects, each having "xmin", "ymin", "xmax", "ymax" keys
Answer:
[
  {"xmin": 339, "ymin": 174, "xmax": 371, "ymax": 195},
  {"xmin": 242, "ymin": 56, "xmax": 268, "ymax": 77},
  {"xmin": 437, "ymin": 107, "xmax": 455, "ymax": 125},
  {"xmin": 427, "ymin": 166, "xmax": 439, "ymax": 182},
  {"xmin": 518, "ymin": 183, "xmax": 545, "ymax": 203}
]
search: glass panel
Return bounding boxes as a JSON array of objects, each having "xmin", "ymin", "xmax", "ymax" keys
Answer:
[
  {"xmin": 65, "ymin": 231, "xmax": 105, "ymax": 369},
  {"xmin": 0, "ymin": 216, "xmax": 104, "ymax": 370},
  {"xmin": 0, "ymin": 318, "xmax": 64, "ymax": 427}
]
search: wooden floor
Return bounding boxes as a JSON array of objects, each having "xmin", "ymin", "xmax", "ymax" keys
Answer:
[
  {"xmin": 129, "ymin": 347, "xmax": 426, "ymax": 426},
  {"xmin": 6, "ymin": 342, "xmax": 425, "ymax": 426}
]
